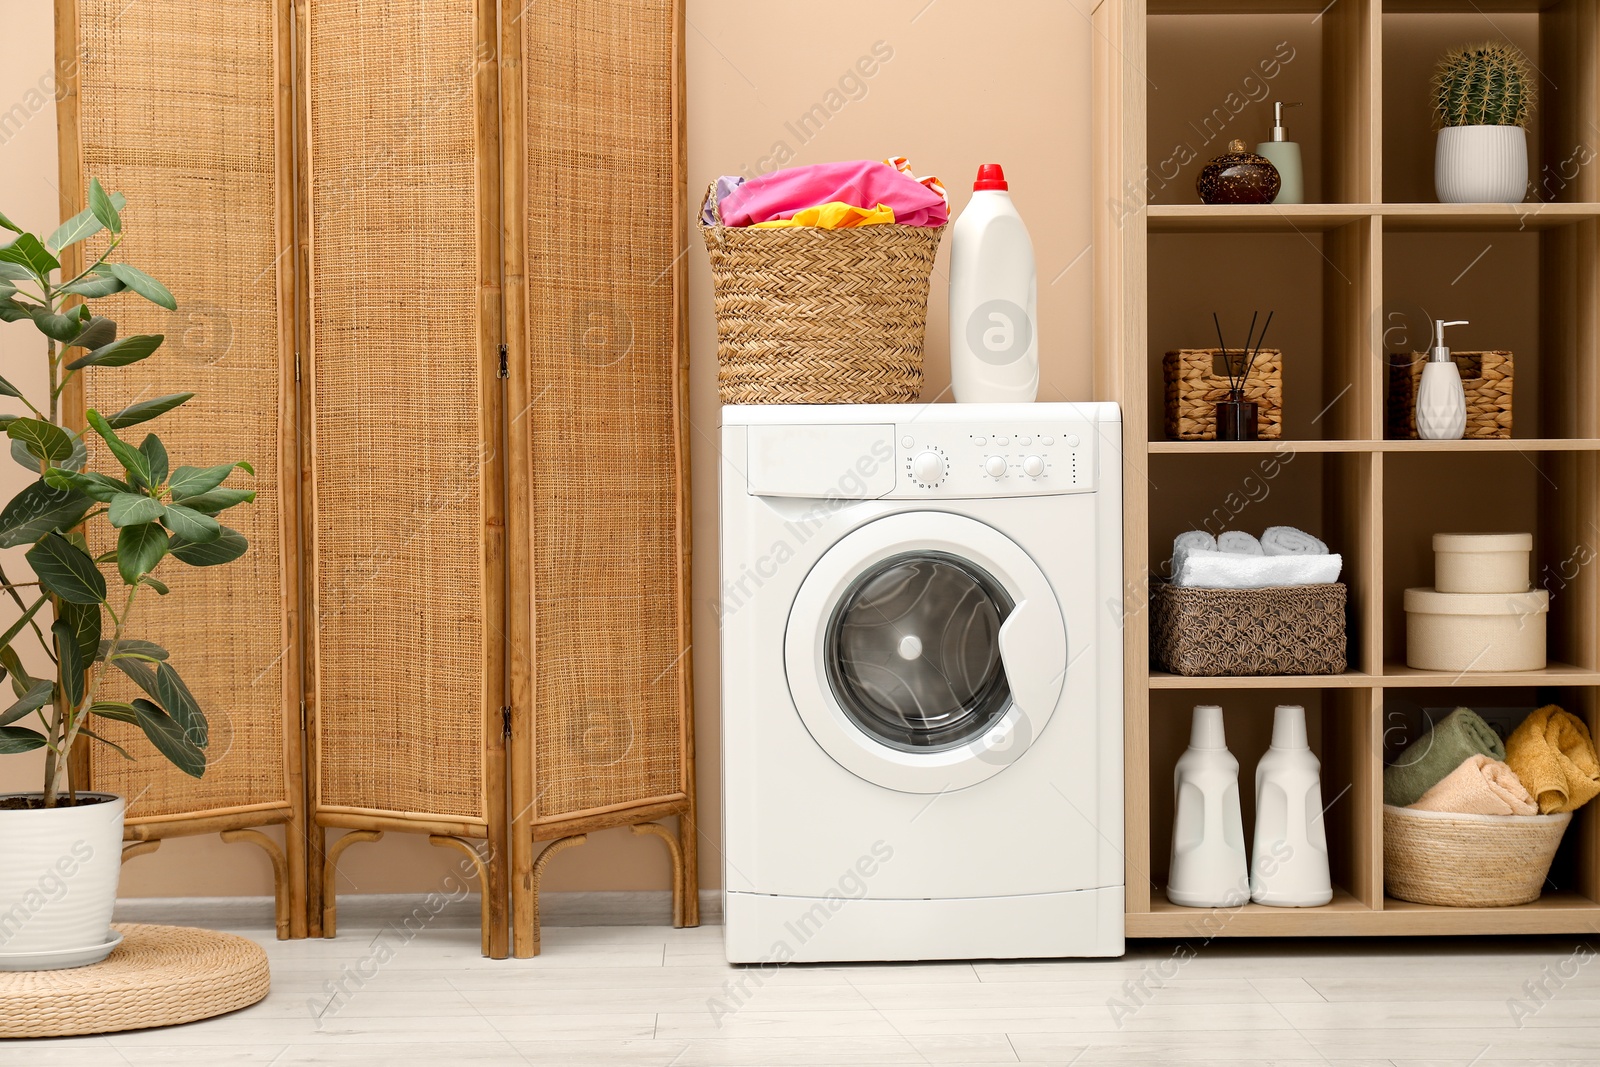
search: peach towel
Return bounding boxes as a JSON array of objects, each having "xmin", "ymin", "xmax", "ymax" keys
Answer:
[
  {"xmin": 1506, "ymin": 705, "xmax": 1600, "ymax": 814},
  {"xmin": 1409, "ymin": 754, "xmax": 1538, "ymax": 816}
]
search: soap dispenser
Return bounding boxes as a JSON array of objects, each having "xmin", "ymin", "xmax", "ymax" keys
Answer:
[
  {"xmin": 1416, "ymin": 319, "xmax": 1469, "ymax": 440},
  {"xmin": 1167, "ymin": 705, "xmax": 1250, "ymax": 909},
  {"xmin": 1255, "ymin": 102, "xmax": 1304, "ymax": 205}
]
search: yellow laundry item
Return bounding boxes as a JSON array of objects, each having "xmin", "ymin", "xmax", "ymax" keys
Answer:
[
  {"xmin": 1505, "ymin": 705, "xmax": 1600, "ymax": 814},
  {"xmin": 750, "ymin": 202, "xmax": 896, "ymax": 229},
  {"xmin": 1409, "ymin": 754, "xmax": 1539, "ymax": 816}
]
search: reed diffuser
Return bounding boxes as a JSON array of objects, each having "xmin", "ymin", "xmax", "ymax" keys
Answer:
[{"xmin": 1211, "ymin": 311, "xmax": 1274, "ymax": 441}]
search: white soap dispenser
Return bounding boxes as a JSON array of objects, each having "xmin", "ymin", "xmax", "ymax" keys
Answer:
[
  {"xmin": 1167, "ymin": 705, "xmax": 1250, "ymax": 908},
  {"xmin": 1255, "ymin": 102, "xmax": 1304, "ymax": 205},
  {"xmin": 1416, "ymin": 319, "xmax": 1469, "ymax": 441}
]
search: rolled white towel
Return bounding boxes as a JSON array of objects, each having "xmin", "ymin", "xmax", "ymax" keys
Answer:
[
  {"xmin": 1261, "ymin": 526, "xmax": 1329, "ymax": 556},
  {"xmin": 1175, "ymin": 551, "xmax": 1343, "ymax": 589},
  {"xmin": 1171, "ymin": 530, "xmax": 1218, "ymax": 578},
  {"xmin": 1217, "ymin": 531, "xmax": 1264, "ymax": 556}
]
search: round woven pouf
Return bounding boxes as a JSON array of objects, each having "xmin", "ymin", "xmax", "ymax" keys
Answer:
[{"xmin": 0, "ymin": 923, "xmax": 269, "ymax": 1038}]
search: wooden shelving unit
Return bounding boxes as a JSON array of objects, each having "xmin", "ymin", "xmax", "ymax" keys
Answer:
[{"xmin": 1092, "ymin": 0, "xmax": 1600, "ymax": 935}]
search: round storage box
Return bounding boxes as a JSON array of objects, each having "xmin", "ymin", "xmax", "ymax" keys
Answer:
[
  {"xmin": 1433, "ymin": 532, "xmax": 1532, "ymax": 593},
  {"xmin": 1384, "ymin": 805, "xmax": 1571, "ymax": 907},
  {"xmin": 1404, "ymin": 587, "xmax": 1549, "ymax": 672}
]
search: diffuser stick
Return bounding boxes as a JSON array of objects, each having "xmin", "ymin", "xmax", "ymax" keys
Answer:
[
  {"xmin": 1213, "ymin": 313, "xmax": 1234, "ymax": 393},
  {"xmin": 1240, "ymin": 310, "xmax": 1274, "ymax": 391}
]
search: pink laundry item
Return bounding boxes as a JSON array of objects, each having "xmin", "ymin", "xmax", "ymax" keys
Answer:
[
  {"xmin": 718, "ymin": 160, "xmax": 949, "ymax": 228},
  {"xmin": 883, "ymin": 156, "xmax": 948, "ymax": 205},
  {"xmin": 749, "ymin": 202, "xmax": 896, "ymax": 229},
  {"xmin": 1409, "ymin": 754, "xmax": 1540, "ymax": 816}
]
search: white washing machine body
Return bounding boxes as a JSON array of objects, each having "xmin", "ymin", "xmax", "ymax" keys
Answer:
[{"xmin": 719, "ymin": 402, "xmax": 1125, "ymax": 963}]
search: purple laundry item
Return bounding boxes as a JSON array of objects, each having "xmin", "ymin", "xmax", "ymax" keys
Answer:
[
  {"xmin": 702, "ymin": 174, "xmax": 745, "ymax": 225},
  {"xmin": 718, "ymin": 160, "xmax": 949, "ymax": 228}
]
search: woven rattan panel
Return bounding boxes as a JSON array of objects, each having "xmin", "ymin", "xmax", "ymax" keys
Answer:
[
  {"xmin": 306, "ymin": 0, "xmax": 487, "ymax": 822},
  {"xmin": 74, "ymin": 0, "xmax": 291, "ymax": 818},
  {"xmin": 522, "ymin": 3, "xmax": 686, "ymax": 819}
]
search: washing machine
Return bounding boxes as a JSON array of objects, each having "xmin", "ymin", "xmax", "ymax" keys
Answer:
[{"xmin": 718, "ymin": 402, "xmax": 1124, "ymax": 963}]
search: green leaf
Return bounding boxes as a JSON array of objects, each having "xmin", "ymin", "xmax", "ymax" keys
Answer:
[
  {"xmin": 45, "ymin": 192, "xmax": 125, "ymax": 251},
  {"xmin": 79, "ymin": 725, "xmax": 132, "ymax": 761},
  {"xmin": 0, "ymin": 596, "xmax": 47, "ymax": 653},
  {"xmin": 0, "ymin": 644, "xmax": 36, "ymax": 697},
  {"xmin": 0, "ymin": 299, "xmax": 36, "ymax": 324},
  {"xmin": 142, "ymin": 576, "xmax": 169, "ymax": 594},
  {"xmin": 88, "ymin": 178, "xmax": 121, "ymax": 235},
  {"xmin": 168, "ymin": 462, "xmax": 252, "ymax": 501},
  {"xmin": 43, "ymin": 467, "xmax": 128, "ymax": 503},
  {"xmin": 68, "ymin": 315, "xmax": 116, "ymax": 352},
  {"xmin": 0, "ymin": 209, "xmax": 20, "ymax": 234},
  {"xmin": 155, "ymin": 662, "xmax": 206, "ymax": 745},
  {"xmin": 0, "ymin": 374, "xmax": 23, "ymax": 399},
  {"xmin": 169, "ymin": 525, "xmax": 246, "ymax": 567},
  {"xmin": 172, "ymin": 488, "xmax": 255, "ymax": 517},
  {"xmin": 89, "ymin": 700, "xmax": 138, "ymax": 724},
  {"xmin": 58, "ymin": 274, "xmax": 125, "ymax": 299},
  {"xmin": 131, "ymin": 698, "xmax": 206, "ymax": 777},
  {"xmin": 64, "ymin": 333, "xmax": 163, "ymax": 371},
  {"xmin": 117, "ymin": 522, "xmax": 168, "ymax": 584},
  {"xmin": 0, "ymin": 233, "xmax": 60, "ymax": 281},
  {"xmin": 0, "ymin": 680, "xmax": 54, "ymax": 727},
  {"xmin": 85, "ymin": 409, "xmax": 150, "ymax": 487},
  {"xmin": 0, "ymin": 262, "xmax": 33, "ymax": 280},
  {"xmin": 54, "ymin": 620, "xmax": 84, "ymax": 708},
  {"xmin": 98, "ymin": 263, "xmax": 174, "ymax": 311},
  {"xmin": 58, "ymin": 600, "xmax": 101, "ymax": 666},
  {"xmin": 138, "ymin": 433, "xmax": 168, "ymax": 485},
  {"xmin": 25, "ymin": 531, "xmax": 107, "ymax": 604},
  {"xmin": 27, "ymin": 307, "xmax": 82, "ymax": 343},
  {"xmin": 98, "ymin": 638, "xmax": 168, "ymax": 663},
  {"xmin": 0, "ymin": 726, "xmax": 47, "ymax": 754},
  {"xmin": 160, "ymin": 502, "xmax": 220, "ymax": 542},
  {"xmin": 0, "ymin": 279, "xmax": 14, "ymax": 300},
  {"xmin": 107, "ymin": 392, "xmax": 191, "ymax": 429},
  {"xmin": 108, "ymin": 492, "xmax": 165, "ymax": 528},
  {"xmin": 0, "ymin": 479, "xmax": 92, "ymax": 548},
  {"xmin": 6, "ymin": 418, "xmax": 76, "ymax": 466}
]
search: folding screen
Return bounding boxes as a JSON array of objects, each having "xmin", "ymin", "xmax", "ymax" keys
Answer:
[{"xmin": 57, "ymin": 0, "xmax": 308, "ymax": 939}]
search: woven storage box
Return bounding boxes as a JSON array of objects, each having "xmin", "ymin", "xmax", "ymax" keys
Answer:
[
  {"xmin": 700, "ymin": 184, "xmax": 945, "ymax": 404},
  {"xmin": 1163, "ymin": 349, "xmax": 1283, "ymax": 441},
  {"xmin": 1386, "ymin": 351, "xmax": 1513, "ymax": 439},
  {"xmin": 1151, "ymin": 582, "xmax": 1347, "ymax": 676},
  {"xmin": 1383, "ymin": 805, "xmax": 1571, "ymax": 906}
]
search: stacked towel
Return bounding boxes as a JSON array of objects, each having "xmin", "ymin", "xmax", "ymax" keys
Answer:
[
  {"xmin": 1217, "ymin": 531, "xmax": 1265, "ymax": 556},
  {"xmin": 1505, "ymin": 705, "xmax": 1600, "ymax": 814},
  {"xmin": 1171, "ymin": 530, "xmax": 1217, "ymax": 578},
  {"xmin": 1383, "ymin": 707, "xmax": 1506, "ymax": 807},
  {"xmin": 1261, "ymin": 526, "xmax": 1329, "ymax": 556},
  {"xmin": 1409, "ymin": 754, "xmax": 1539, "ymax": 816},
  {"xmin": 1174, "ymin": 551, "xmax": 1342, "ymax": 589}
]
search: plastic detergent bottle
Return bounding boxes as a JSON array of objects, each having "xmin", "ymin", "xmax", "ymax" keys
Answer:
[
  {"xmin": 1250, "ymin": 705, "xmax": 1334, "ymax": 907},
  {"xmin": 949, "ymin": 163, "xmax": 1038, "ymax": 403},
  {"xmin": 1167, "ymin": 705, "xmax": 1250, "ymax": 908}
]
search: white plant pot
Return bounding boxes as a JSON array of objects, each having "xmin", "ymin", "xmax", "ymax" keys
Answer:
[
  {"xmin": 1435, "ymin": 125, "xmax": 1528, "ymax": 204},
  {"xmin": 0, "ymin": 793, "xmax": 124, "ymax": 969}
]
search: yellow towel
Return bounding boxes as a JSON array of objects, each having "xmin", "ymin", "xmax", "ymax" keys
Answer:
[
  {"xmin": 1505, "ymin": 705, "xmax": 1600, "ymax": 814},
  {"xmin": 1409, "ymin": 754, "xmax": 1539, "ymax": 816},
  {"xmin": 749, "ymin": 202, "xmax": 896, "ymax": 229}
]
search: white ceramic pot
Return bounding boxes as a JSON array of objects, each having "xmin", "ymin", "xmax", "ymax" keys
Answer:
[
  {"xmin": 0, "ymin": 793, "xmax": 125, "ymax": 969},
  {"xmin": 1435, "ymin": 125, "xmax": 1529, "ymax": 203}
]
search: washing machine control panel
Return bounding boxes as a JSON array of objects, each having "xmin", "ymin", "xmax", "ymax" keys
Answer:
[{"xmin": 896, "ymin": 423, "xmax": 1094, "ymax": 496}]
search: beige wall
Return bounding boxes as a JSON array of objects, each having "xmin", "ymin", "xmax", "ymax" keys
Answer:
[{"xmin": 0, "ymin": 0, "xmax": 1097, "ymax": 898}]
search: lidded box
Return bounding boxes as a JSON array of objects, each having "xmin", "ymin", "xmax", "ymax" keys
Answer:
[
  {"xmin": 1432, "ymin": 532, "xmax": 1532, "ymax": 593},
  {"xmin": 1403, "ymin": 587, "xmax": 1548, "ymax": 672}
]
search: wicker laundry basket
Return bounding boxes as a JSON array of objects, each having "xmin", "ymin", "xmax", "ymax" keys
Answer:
[
  {"xmin": 700, "ymin": 183, "xmax": 945, "ymax": 404},
  {"xmin": 1151, "ymin": 582, "xmax": 1347, "ymax": 676},
  {"xmin": 1163, "ymin": 348, "xmax": 1283, "ymax": 441},
  {"xmin": 1386, "ymin": 351, "xmax": 1513, "ymax": 439},
  {"xmin": 1383, "ymin": 805, "xmax": 1571, "ymax": 907}
]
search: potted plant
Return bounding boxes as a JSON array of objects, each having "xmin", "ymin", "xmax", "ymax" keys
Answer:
[
  {"xmin": 1433, "ymin": 42, "xmax": 1536, "ymax": 203},
  {"xmin": 0, "ymin": 181, "xmax": 253, "ymax": 970}
]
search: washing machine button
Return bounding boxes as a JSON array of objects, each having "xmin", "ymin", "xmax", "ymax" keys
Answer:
[
  {"xmin": 994, "ymin": 435, "xmax": 1010, "ymax": 446},
  {"xmin": 1067, "ymin": 434, "xmax": 1081, "ymax": 447},
  {"xmin": 983, "ymin": 455, "xmax": 1008, "ymax": 478},
  {"xmin": 1040, "ymin": 434, "xmax": 1055, "ymax": 446},
  {"xmin": 901, "ymin": 435, "xmax": 915, "ymax": 448},
  {"xmin": 1022, "ymin": 455, "xmax": 1045, "ymax": 477},
  {"xmin": 911, "ymin": 451, "xmax": 946, "ymax": 485},
  {"xmin": 1017, "ymin": 435, "xmax": 1032, "ymax": 446}
]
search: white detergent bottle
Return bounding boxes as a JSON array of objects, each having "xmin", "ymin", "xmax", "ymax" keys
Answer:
[
  {"xmin": 949, "ymin": 163, "xmax": 1038, "ymax": 403},
  {"xmin": 1251, "ymin": 705, "xmax": 1334, "ymax": 907},
  {"xmin": 1167, "ymin": 705, "xmax": 1250, "ymax": 908}
]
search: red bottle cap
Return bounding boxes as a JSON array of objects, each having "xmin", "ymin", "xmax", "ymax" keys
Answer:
[{"xmin": 973, "ymin": 163, "xmax": 1009, "ymax": 191}]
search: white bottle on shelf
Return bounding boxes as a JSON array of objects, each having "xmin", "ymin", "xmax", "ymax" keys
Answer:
[
  {"xmin": 949, "ymin": 163, "xmax": 1039, "ymax": 403},
  {"xmin": 1167, "ymin": 705, "xmax": 1250, "ymax": 908},
  {"xmin": 1416, "ymin": 318, "xmax": 1469, "ymax": 441},
  {"xmin": 1251, "ymin": 705, "xmax": 1334, "ymax": 907}
]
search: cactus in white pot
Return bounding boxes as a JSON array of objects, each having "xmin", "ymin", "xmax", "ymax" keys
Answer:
[{"xmin": 1432, "ymin": 42, "xmax": 1537, "ymax": 203}]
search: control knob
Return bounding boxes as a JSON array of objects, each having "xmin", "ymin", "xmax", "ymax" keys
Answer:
[
  {"xmin": 983, "ymin": 455, "xmax": 1008, "ymax": 478},
  {"xmin": 912, "ymin": 451, "xmax": 946, "ymax": 485},
  {"xmin": 1022, "ymin": 455, "xmax": 1045, "ymax": 478}
]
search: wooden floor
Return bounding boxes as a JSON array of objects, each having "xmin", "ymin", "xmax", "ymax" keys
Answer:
[{"xmin": 9, "ymin": 907, "xmax": 1600, "ymax": 1065}]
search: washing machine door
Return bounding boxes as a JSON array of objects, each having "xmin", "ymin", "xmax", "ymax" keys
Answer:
[{"xmin": 784, "ymin": 511, "xmax": 1067, "ymax": 793}]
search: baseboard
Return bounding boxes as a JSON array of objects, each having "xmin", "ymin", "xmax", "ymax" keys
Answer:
[{"xmin": 114, "ymin": 890, "xmax": 724, "ymax": 928}]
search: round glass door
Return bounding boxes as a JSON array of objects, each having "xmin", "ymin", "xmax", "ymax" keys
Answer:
[{"xmin": 824, "ymin": 552, "xmax": 1014, "ymax": 752}]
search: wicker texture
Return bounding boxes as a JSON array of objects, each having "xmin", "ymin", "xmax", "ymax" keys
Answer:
[
  {"xmin": 0, "ymin": 924, "xmax": 268, "ymax": 1038},
  {"xmin": 1163, "ymin": 349, "xmax": 1283, "ymax": 440},
  {"xmin": 1383, "ymin": 805, "xmax": 1570, "ymax": 906},
  {"xmin": 306, "ymin": 0, "xmax": 486, "ymax": 820},
  {"xmin": 1151, "ymin": 582, "xmax": 1347, "ymax": 676},
  {"xmin": 700, "ymin": 186, "xmax": 944, "ymax": 404},
  {"xmin": 1386, "ymin": 351, "xmax": 1513, "ymax": 439},
  {"xmin": 75, "ymin": 0, "xmax": 290, "ymax": 817},
  {"xmin": 522, "ymin": 3, "xmax": 687, "ymax": 818}
]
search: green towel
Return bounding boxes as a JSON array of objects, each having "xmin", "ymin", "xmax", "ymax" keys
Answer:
[{"xmin": 1384, "ymin": 707, "xmax": 1506, "ymax": 807}]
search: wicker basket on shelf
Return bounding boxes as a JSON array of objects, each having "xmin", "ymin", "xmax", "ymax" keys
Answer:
[
  {"xmin": 1163, "ymin": 348, "xmax": 1283, "ymax": 441},
  {"xmin": 699, "ymin": 183, "xmax": 945, "ymax": 404},
  {"xmin": 1386, "ymin": 351, "xmax": 1513, "ymax": 439},
  {"xmin": 1150, "ymin": 582, "xmax": 1346, "ymax": 676},
  {"xmin": 1383, "ymin": 805, "xmax": 1570, "ymax": 907}
]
